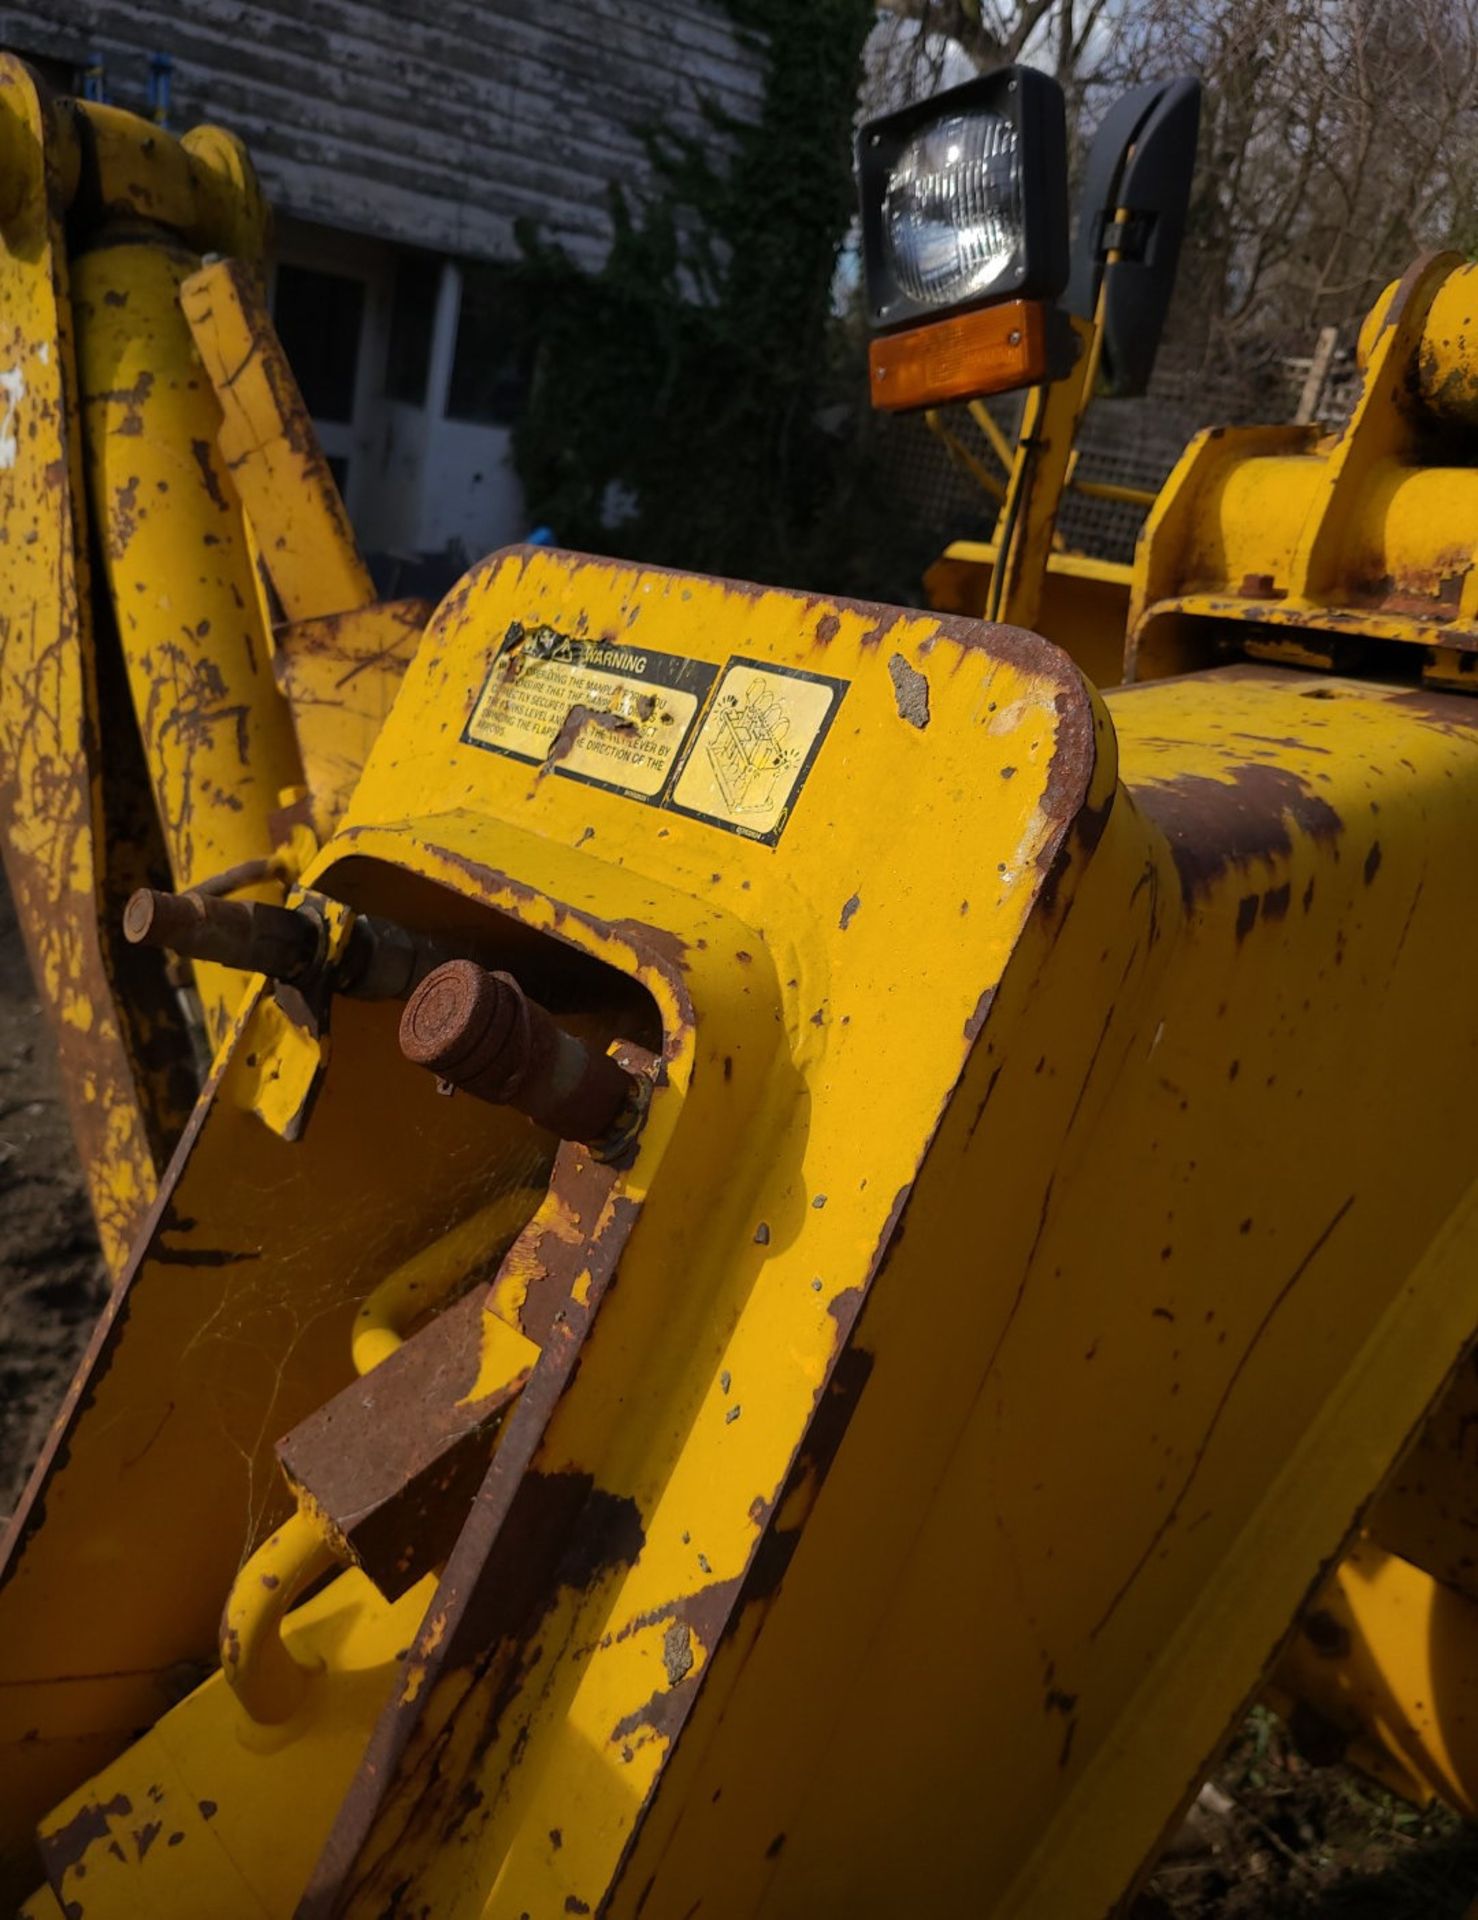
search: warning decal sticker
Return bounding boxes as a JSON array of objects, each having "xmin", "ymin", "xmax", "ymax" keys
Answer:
[
  {"xmin": 463, "ymin": 624, "xmax": 717, "ymax": 802},
  {"xmin": 669, "ymin": 657, "xmax": 848, "ymax": 844}
]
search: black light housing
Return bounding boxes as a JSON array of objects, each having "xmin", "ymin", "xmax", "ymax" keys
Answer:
[{"xmin": 857, "ymin": 67, "xmax": 1070, "ymax": 336}]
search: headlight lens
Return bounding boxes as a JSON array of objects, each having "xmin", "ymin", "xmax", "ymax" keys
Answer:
[{"xmin": 883, "ymin": 111, "xmax": 1022, "ymax": 308}]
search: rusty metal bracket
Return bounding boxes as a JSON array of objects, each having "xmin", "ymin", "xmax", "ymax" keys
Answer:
[{"xmin": 277, "ymin": 1285, "xmax": 539, "ymax": 1601}]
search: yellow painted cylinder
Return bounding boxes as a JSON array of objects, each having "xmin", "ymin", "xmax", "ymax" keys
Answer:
[
  {"xmin": 1358, "ymin": 461, "xmax": 1478, "ymax": 587},
  {"xmin": 1417, "ymin": 266, "xmax": 1478, "ymax": 427},
  {"xmin": 73, "ymin": 233, "xmax": 304, "ymax": 1044},
  {"xmin": 1188, "ymin": 454, "xmax": 1324, "ymax": 592}
]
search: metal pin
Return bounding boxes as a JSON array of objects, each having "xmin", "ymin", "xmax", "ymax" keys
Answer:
[{"xmin": 399, "ymin": 960, "xmax": 642, "ymax": 1149}]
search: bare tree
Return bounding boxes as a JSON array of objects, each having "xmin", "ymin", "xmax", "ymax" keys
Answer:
[
  {"xmin": 868, "ymin": 0, "xmax": 1134, "ymax": 125},
  {"xmin": 869, "ymin": 0, "xmax": 1478, "ymax": 371}
]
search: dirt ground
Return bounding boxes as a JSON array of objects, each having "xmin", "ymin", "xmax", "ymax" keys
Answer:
[
  {"xmin": 1136, "ymin": 1708, "xmax": 1478, "ymax": 1918},
  {"xmin": 0, "ymin": 880, "xmax": 108, "ymax": 1520},
  {"xmin": 2, "ymin": 876, "xmax": 1477, "ymax": 1913}
]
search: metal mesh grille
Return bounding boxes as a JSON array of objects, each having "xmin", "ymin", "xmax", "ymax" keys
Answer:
[{"xmin": 884, "ymin": 336, "xmax": 1359, "ymax": 567}]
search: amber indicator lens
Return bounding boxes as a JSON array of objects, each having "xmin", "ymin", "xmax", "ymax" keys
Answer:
[{"xmin": 867, "ymin": 298, "xmax": 1047, "ymax": 412}]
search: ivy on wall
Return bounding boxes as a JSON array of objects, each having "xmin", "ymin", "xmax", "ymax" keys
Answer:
[{"xmin": 505, "ymin": 0, "xmax": 931, "ymax": 600}]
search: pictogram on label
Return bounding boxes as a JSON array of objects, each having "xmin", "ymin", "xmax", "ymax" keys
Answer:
[{"xmin": 670, "ymin": 658, "xmax": 847, "ymax": 843}]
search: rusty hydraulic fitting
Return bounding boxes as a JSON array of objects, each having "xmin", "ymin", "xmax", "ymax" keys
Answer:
[
  {"xmin": 399, "ymin": 959, "xmax": 641, "ymax": 1148},
  {"xmin": 124, "ymin": 885, "xmax": 321, "ymax": 981},
  {"xmin": 334, "ymin": 913, "xmax": 476, "ymax": 1001},
  {"xmin": 125, "ymin": 885, "xmax": 482, "ymax": 1001}
]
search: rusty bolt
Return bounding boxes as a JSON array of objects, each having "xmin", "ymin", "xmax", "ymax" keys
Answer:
[{"xmin": 399, "ymin": 960, "xmax": 640, "ymax": 1148}]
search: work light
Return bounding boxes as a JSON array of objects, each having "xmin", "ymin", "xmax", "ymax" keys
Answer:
[
  {"xmin": 858, "ymin": 68, "xmax": 1068, "ymax": 335},
  {"xmin": 884, "ymin": 110, "xmax": 1022, "ymax": 309}
]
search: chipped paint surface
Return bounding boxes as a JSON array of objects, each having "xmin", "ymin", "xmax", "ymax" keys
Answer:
[
  {"xmin": 182, "ymin": 257, "xmax": 376, "ymax": 627},
  {"xmin": 273, "ymin": 597, "xmax": 429, "ymax": 837},
  {"xmin": 73, "ymin": 231, "xmax": 305, "ymax": 1045},
  {"xmin": 0, "ymin": 57, "xmax": 167, "ymax": 1270},
  {"xmin": 887, "ymin": 650, "xmax": 930, "ymax": 728},
  {"xmin": 13, "ymin": 535, "xmax": 1478, "ymax": 1920},
  {"xmin": 1129, "ymin": 256, "xmax": 1478, "ymax": 686},
  {"xmin": 281, "ymin": 549, "xmax": 1106, "ymax": 1915},
  {"xmin": 0, "ymin": 363, "xmax": 24, "ymax": 467},
  {"xmin": 3, "ymin": 547, "xmax": 1102, "ymax": 1914}
]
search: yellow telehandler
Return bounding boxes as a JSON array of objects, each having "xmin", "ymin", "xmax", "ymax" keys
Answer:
[{"xmin": 4, "ymin": 51, "xmax": 1478, "ymax": 1920}]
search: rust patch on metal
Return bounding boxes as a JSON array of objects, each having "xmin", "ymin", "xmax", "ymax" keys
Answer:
[
  {"xmin": 109, "ymin": 471, "xmax": 140, "ymax": 552},
  {"xmin": 740, "ymin": 1342, "xmax": 876, "ymax": 1613},
  {"xmin": 1037, "ymin": 684, "xmax": 1101, "ymax": 836},
  {"xmin": 38, "ymin": 1788, "xmax": 132, "ymax": 1883},
  {"xmin": 297, "ymin": 1136, "xmax": 645, "ymax": 1914},
  {"xmin": 423, "ymin": 845, "xmax": 692, "ymax": 1023},
  {"xmin": 1234, "ymin": 894, "xmax": 1259, "ymax": 942},
  {"xmin": 277, "ymin": 1283, "xmax": 530, "ymax": 1600},
  {"xmin": 1132, "ymin": 763, "xmax": 1344, "ymax": 908},
  {"xmin": 540, "ymin": 700, "xmax": 647, "ymax": 776},
  {"xmin": 1036, "ymin": 784, "xmax": 1116, "ymax": 921},
  {"xmin": 1384, "ymin": 687, "xmax": 1478, "ymax": 729},
  {"xmin": 516, "ymin": 1146, "xmax": 640, "ymax": 1348},
  {"xmin": 887, "ymin": 652, "xmax": 930, "ymax": 729},
  {"xmin": 189, "ymin": 436, "xmax": 229, "ymax": 514},
  {"xmin": 597, "ymin": 1341, "xmax": 880, "ymax": 1773}
]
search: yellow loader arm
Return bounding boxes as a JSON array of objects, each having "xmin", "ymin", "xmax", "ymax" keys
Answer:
[{"xmin": 5, "ymin": 541, "xmax": 1478, "ymax": 1918}]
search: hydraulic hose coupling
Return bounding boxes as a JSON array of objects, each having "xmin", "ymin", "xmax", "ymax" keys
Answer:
[
  {"xmin": 399, "ymin": 959, "xmax": 643, "ymax": 1152},
  {"xmin": 123, "ymin": 883, "xmax": 320, "ymax": 981}
]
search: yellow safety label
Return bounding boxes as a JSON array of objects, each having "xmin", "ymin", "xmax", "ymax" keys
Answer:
[
  {"xmin": 670, "ymin": 659, "xmax": 846, "ymax": 843},
  {"xmin": 464, "ymin": 626, "xmax": 714, "ymax": 801},
  {"xmin": 463, "ymin": 629, "xmax": 845, "ymax": 842}
]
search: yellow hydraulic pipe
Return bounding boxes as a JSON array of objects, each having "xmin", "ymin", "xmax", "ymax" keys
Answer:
[
  {"xmin": 967, "ymin": 397, "xmax": 1017, "ymax": 472},
  {"xmin": 924, "ymin": 408, "xmax": 1007, "ymax": 507},
  {"xmin": 72, "ymin": 235, "xmax": 305, "ymax": 1046},
  {"xmin": 1071, "ymin": 476, "xmax": 1158, "ymax": 509}
]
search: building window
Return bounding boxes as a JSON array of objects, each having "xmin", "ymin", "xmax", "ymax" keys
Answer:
[
  {"xmin": 446, "ymin": 261, "xmax": 531, "ymax": 427},
  {"xmin": 272, "ymin": 264, "xmax": 364, "ymax": 425},
  {"xmin": 386, "ymin": 250, "xmax": 439, "ymax": 406}
]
